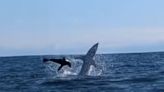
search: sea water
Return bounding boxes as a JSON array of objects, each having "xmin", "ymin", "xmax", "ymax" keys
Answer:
[{"xmin": 0, "ymin": 52, "xmax": 164, "ymax": 92}]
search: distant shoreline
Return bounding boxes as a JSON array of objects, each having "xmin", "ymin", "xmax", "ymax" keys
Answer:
[{"xmin": 0, "ymin": 51, "xmax": 164, "ymax": 58}]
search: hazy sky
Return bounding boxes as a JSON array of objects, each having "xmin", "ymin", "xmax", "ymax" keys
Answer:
[{"xmin": 0, "ymin": 0, "xmax": 164, "ymax": 56}]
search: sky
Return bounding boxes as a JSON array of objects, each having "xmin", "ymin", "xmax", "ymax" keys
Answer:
[{"xmin": 0, "ymin": 0, "xmax": 164, "ymax": 56}]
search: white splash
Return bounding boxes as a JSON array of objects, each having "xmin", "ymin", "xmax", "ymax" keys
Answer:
[
  {"xmin": 88, "ymin": 65, "xmax": 103, "ymax": 76},
  {"xmin": 44, "ymin": 57, "xmax": 105, "ymax": 78}
]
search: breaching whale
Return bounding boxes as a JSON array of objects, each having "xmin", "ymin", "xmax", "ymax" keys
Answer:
[
  {"xmin": 76, "ymin": 43, "xmax": 99, "ymax": 76},
  {"xmin": 43, "ymin": 43, "xmax": 99, "ymax": 76},
  {"xmin": 43, "ymin": 57, "xmax": 71, "ymax": 71}
]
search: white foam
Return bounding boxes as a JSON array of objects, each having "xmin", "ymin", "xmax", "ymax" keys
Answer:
[
  {"xmin": 88, "ymin": 65, "xmax": 103, "ymax": 76},
  {"xmin": 44, "ymin": 58, "xmax": 105, "ymax": 78}
]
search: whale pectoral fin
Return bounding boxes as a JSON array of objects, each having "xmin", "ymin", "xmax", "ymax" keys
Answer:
[
  {"xmin": 58, "ymin": 65, "xmax": 63, "ymax": 71},
  {"xmin": 78, "ymin": 43, "xmax": 99, "ymax": 76},
  {"xmin": 86, "ymin": 43, "xmax": 98, "ymax": 58}
]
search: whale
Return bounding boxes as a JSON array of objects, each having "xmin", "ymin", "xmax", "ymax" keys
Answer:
[
  {"xmin": 43, "ymin": 57, "xmax": 71, "ymax": 71},
  {"xmin": 43, "ymin": 43, "xmax": 99, "ymax": 76},
  {"xmin": 76, "ymin": 43, "xmax": 99, "ymax": 76}
]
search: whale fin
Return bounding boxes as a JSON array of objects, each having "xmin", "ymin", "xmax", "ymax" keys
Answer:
[
  {"xmin": 78, "ymin": 43, "xmax": 99, "ymax": 75},
  {"xmin": 85, "ymin": 43, "xmax": 99, "ymax": 59}
]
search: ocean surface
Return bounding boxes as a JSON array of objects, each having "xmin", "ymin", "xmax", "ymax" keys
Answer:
[{"xmin": 1, "ymin": 52, "xmax": 164, "ymax": 92}]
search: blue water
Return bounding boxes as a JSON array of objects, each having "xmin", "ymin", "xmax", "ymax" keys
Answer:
[{"xmin": 1, "ymin": 52, "xmax": 164, "ymax": 92}]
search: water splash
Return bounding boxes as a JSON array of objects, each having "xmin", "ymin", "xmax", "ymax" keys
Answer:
[
  {"xmin": 88, "ymin": 65, "xmax": 102, "ymax": 76},
  {"xmin": 44, "ymin": 62, "xmax": 58, "ymax": 78},
  {"xmin": 87, "ymin": 56, "xmax": 106, "ymax": 76},
  {"xmin": 44, "ymin": 57, "xmax": 106, "ymax": 78}
]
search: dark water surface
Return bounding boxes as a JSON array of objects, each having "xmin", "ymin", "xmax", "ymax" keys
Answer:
[{"xmin": 1, "ymin": 52, "xmax": 164, "ymax": 92}]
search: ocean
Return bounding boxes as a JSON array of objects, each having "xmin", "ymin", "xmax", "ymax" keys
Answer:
[{"xmin": 0, "ymin": 52, "xmax": 164, "ymax": 92}]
